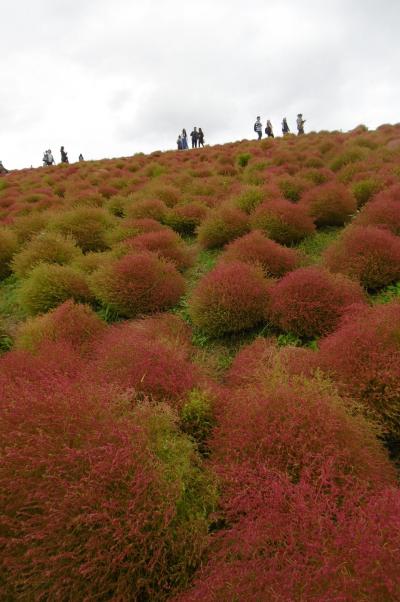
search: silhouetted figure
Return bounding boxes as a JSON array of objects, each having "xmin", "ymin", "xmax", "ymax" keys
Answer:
[
  {"xmin": 182, "ymin": 129, "xmax": 189, "ymax": 150},
  {"xmin": 297, "ymin": 114, "xmax": 306, "ymax": 135},
  {"xmin": 265, "ymin": 120, "xmax": 274, "ymax": 138},
  {"xmin": 0, "ymin": 160, "xmax": 8, "ymax": 174},
  {"xmin": 60, "ymin": 146, "xmax": 69, "ymax": 163},
  {"xmin": 254, "ymin": 116, "xmax": 262, "ymax": 140},
  {"xmin": 177, "ymin": 135, "xmax": 183, "ymax": 150},
  {"xmin": 43, "ymin": 149, "xmax": 55, "ymax": 166},
  {"xmin": 78, "ymin": 153, "xmax": 84, "ymax": 162},
  {"xmin": 198, "ymin": 128, "xmax": 205, "ymax": 147},
  {"xmin": 190, "ymin": 127, "xmax": 198, "ymax": 148},
  {"xmin": 282, "ymin": 117, "xmax": 290, "ymax": 135}
]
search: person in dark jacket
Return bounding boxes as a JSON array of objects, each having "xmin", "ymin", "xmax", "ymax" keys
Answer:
[
  {"xmin": 265, "ymin": 120, "xmax": 274, "ymax": 138},
  {"xmin": 190, "ymin": 127, "xmax": 198, "ymax": 148},
  {"xmin": 182, "ymin": 129, "xmax": 189, "ymax": 149},
  {"xmin": 282, "ymin": 117, "xmax": 290, "ymax": 135},
  {"xmin": 60, "ymin": 146, "xmax": 69, "ymax": 163},
  {"xmin": 198, "ymin": 128, "xmax": 205, "ymax": 147},
  {"xmin": 177, "ymin": 135, "xmax": 183, "ymax": 150},
  {"xmin": 78, "ymin": 153, "xmax": 84, "ymax": 161},
  {"xmin": 254, "ymin": 116, "xmax": 262, "ymax": 140}
]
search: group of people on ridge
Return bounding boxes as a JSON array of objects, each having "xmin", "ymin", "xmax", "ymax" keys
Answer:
[
  {"xmin": 42, "ymin": 147, "xmax": 84, "ymax": 167},
  {"xmin": 253, "ymin": 114, "xmax": 306, "ymax": 139},
  {"xmin": 177, "ymin": 127, "xmax": 205, "ymax": 150}
]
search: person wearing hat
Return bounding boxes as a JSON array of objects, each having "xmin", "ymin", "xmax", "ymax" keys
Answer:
[
  {"xmin": 296, "ymin": 114, "xmax": 306, "ymax": 135},
  {"xmin": 254, "ymin": 116, "xmax": 262, "ymax": 140}
]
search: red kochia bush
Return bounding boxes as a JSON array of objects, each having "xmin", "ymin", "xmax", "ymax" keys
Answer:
[
  {"xmin": 220, "ymin": 230, "xmax": 301, "ymax": 277},
  {"xmin": 354, "ymin": 184, "xmax": 400, "ymax": 235},
  {"xmin": 267, "ymin": 266, "xmax": 366, "ymax": 338},
  {"xmin": 91, "ymin": 321, "xmax": 198, "ymax": 404},
  {"xmin": 0, "ymin": 350, "xmax": 213, "ymax": 601},
  {"xmin": 121, "ymin": 229, "xmax": 194, "ymax": 270},
  {"xmin": 189, "ymin": 261, "xmax": 269, "ymax": 337},
  {"xmin": 197, "ymin": 205, "xmax": 249, "ymax": 249},
  {"xmin": 90, "ymin": 251, "xmax": 185, "ymax": 318},
  {"xmin": 319, "ymin": 301, "xmax": 400, "ymax": 438},
  {"xmin": 324, "ymin": 225, "xmax": 400, "ymax": 289},
  {"xmin": 15, "ymin": 299, "xmax": 106, "ymax": 355},
  {"xmin": 250, "ymin": 199, "xmax": 315, "ymax": 244},
  {"xmin": 300, "ymin": 181, "xmax": 356, "ymax": 226},
  {"xmin": 176, "ymin": 477, "xmax": 400, "ymax": 602}
]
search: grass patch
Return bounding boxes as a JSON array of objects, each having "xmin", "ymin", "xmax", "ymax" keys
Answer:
[{"xmin": 297, "ymin": 227, "xmax": 342, "ymax": 263}]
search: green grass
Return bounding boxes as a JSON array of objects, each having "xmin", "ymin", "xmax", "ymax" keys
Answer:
[{"xmin": 297, "ymin": 227, "xmax": 342, "ymax": 263}]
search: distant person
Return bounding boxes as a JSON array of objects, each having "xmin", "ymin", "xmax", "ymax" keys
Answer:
[
  {"xmin": 0, "ymin": 160, "xmax": 8, "ymax": 174},
  {"xmin": 177, "ymin": 135, "xmax": 183, "ymax": 150},
  {"xmin": 78, "ymin": 153, "xmax": 84, "ymax": 162},
  {"xmin": 182, "ymin": 129, "xmax": 189, "ymax": 149},
  {"xmin": 282, "ymin": 117, "xmax": 290, "ymax": 135},
  {"xmin": 254, "ymin": 116, "xmax": 262, "ymax": 140},
  {"xmin": 198, "ymin": 127, "xmax": 205, "ymax": 147},
  {"xmin": 60, "ymin": 146, "xmax": 69, "ymax": 163},
  {"xmin": 43, "ymin": 149, "xmax": 54, "ymax": 166},
  {"xmin": 296, "ymin": 114, "xmax": 306, "ymax": 135},
  {"xmin": 190, "ymin": 127, "xmax": 198, "ymax": 148},
  {"xmin": 265, "ymin": 120, "xmax": 274, "ymax": 138}
]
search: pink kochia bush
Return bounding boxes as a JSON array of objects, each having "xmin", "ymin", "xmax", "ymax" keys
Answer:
[
  {"xmin": 250, "ymin": 199, "xmax": 315, "ymax": 244},
  {"xmin": 319, "ymin": 301, "xmax": 400, "ymax": 438},
  {"xmin": 90, "ymin": 251, "xmax": 185, "ymax": 318},
  {"xmin": 91, "ymin": 319, "xmax": 199, "ymax": 405},
  {"xmin": 0, "ymin": 348, "xmax": 215, "ymax": 601},
  {"xmin": 120, "ymin": 229, "xmax": 194, "ymax": 270},
  {"xmin": 300, "ymin": 181, "xmax": 356, "ymax": 226},
  {"xmin": 354, "ymin": 184, "xmax": 400, "ymax": 235},
  {"xmin": 324, "ymin": 225, "xmax": 400, "ymax": 289},
  {"xmin": 189, "ymin": 261, "xmax": 269, "ymax": 337},
  {"xmin": 220, "ymin": 230, "xmax": 301, "ymax": 277},
  {"xmin": 267, "ymin": 266, "xmax": 366, "ymax": 338}
]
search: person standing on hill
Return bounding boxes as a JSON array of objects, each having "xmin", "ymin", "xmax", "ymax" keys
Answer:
[
  {"xmin": 182, "ymin": 129, "xmax": 189, "ymax": 149},
  {"xmin": 43, "ymin": 149, "xmax": 55, "ymax": 166},
  {"xmin": 177, "ymin": 135, "xmax": 183, "ymax": 150},
  {"xmin": 60, "ymin": 146, "xmax": 69, "ymax": 163},
  {"xmin": 282, "ymin": 117, "xmax": 290, "ymax": 135},
  {"xmin": 296, "ymin": 114, "xmax": 306, "ymax": 135},
  {"xmin": 254, "ymin": 116, "xmax": 263, "ymax": 140},
  {"xmin": 78, "ymin": 153, "xmax": 84, "ymax": 161},
  {"xmin": 190, "ymin": 127, "xmax": 198, "ymax": 148},
  {"xmin": 198, "ymin": 127, "xmax": 205, "ymax": 147},
  {"xmin": 265, "ymin": 120, "xmax": 274, "ymax": 138},
  {"xmin": 0, "ymin": 160, "xmax": 8, "ymax": 174}
]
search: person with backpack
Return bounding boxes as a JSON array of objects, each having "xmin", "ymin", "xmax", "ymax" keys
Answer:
[
  {"xmin": 190, "ymin": 127, "xmax": 198, "ymax": 148},
  {"xmin": 254, "ymin": 116, "xmax": 262, "ymax": 140},
  {"xmin": 296, "ymin": 114, "xmax": 306, "ymax": 135},
  {"xmin": 282, "ymin": 117, "xmax": 290, "ymax": 135},
  {"xmin": 60, "ymin": 146, "xmax": 69, "ymax": 163},
  {"xmin": 0, "ymin": 160, "xmax": 8, "ymax": 175},
  {"xmin": 198, "ymin": 127, "xmax": 205, "ymax": 147},
  {"xmin": 265, "ymin": 120, "xmax": 274, "ymax": 138},
  {"xmin": 177, "ymin": 135, "xmax": 183, "ymax": 150},
  {"xmin": 182, "ymin": 129, "xmax": 189, "ymax": 149}
]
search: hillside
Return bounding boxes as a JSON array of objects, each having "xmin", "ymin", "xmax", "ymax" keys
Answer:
[{"xmin": 1, "ymin": 125, "xmax": 400, "ymax": 600}]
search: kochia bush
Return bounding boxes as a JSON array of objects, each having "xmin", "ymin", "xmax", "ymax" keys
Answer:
[
  {"xmin": 197, "ymin": 205, "xmax": 249, "ymax": 249},
  {"xmin": 48, "ymin": 206, "xmax": 116, "ymax": 252},
  {"xmin": 11, "ymin": 232, "xmax": 82, "ymax": 277},
  {"xmin": 0, "ymin": 227, "xmax": 18, "ymax": 279},
  {"xmin": 300, "ymin": 181, "xmax": 356, "ymax": 226},
  {"xmin": 189, "ymin": 261, "xmax": 269, "ymax": 337},
  {"xmin": 354, "ymin": 184, "xmax": 400, "ymax": 235},
  {"xmin": 120, "ymin": 229, "xmax": 194, "ymax": 270},
  {"xmin": 250, "ymin": 199, "xmax": 315, "ymax": 244},
  {"xmin": 90, "ymin": 251, "xmax": 185, "ymax": 318},
  {"xmin": 267, "ymin": 266, "xmax": 366, "ymax": 338},
  {"xmin": 323, "ymin": 225, "xmax": 400, "ymax": 289}
]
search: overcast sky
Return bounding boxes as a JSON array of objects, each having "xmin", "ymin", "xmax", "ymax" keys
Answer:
[{"xmin": 1, "ymin": 0, "xmax": 399, "ymax": 169}]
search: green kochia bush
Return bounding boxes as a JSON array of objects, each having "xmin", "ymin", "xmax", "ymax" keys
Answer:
[
  {"xmin": 11, "ymin": 232, "xmax": 82, "ymax": 277},
  {"xmin": 90, "ymin": 251, "xmax": 185, "ymax": 318},
  {"xmin": 0, "ymin": 227, "xmax": 18, "ymax": 279},
  {"xmin": 250, "ymin": 200, "xmax": 315, "ymax": 245},
  {"xmin": 17, "ymin": 264, "xmax": 92, "ymax": 315},
  {"xmin": 189, "ymin": 261, "xmax": 270, "ymax": 337},
  {"xmin": 48, "ymin": 207, "xmax": 116, "ymax": 252},
  {"xmin": 197, "ymin": 206, "xmax": 249, "ymax": 249}
]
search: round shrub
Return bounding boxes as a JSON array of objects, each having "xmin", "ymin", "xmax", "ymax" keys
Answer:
[
  {"xmin": 18, "ymin": 264, "xmax": 92, "ymax": 316},
  {"xmin": 15, "ymin": 300, "xmax": 105, "ymax": 355},
  {"xmin": 300, "ymin": 182, "xmax": 356, "ymax": 226},
  {"xmin": 71, "ymin": 250, "xmax": 114, "ymax": 275},
  {"xmin": 0, "ymin": 227, "xmax": 18, "ymax": 279},
  {"xmin": 197, "ymin": 205, "xmax": 249, "ymax": 249},
  {"xmin": 267, "ymin": 266, "xmax": 366, "ymax": 338},
  {"xmin": 233, "ymin": 186, "xmax": 265, "ymax": 213},
  {"xmin": 11, "ymin": 232, "xmax": 82, "ymax": 278},
  {"xmin": 126, "ymin": 198, "xmax": 167, "ymax": 221},
  {"xmin": 225, "ymin": 337, "xmax": 277, "ymax": 388},
  {"xmin": 48, "ymin": 207, "xmax": 116, "ymax": 252},
  {"xmin": 352, "ymin": 177, "xmax": 383, "ymax": 207},
  {"xmin": 220, "ymin": 230, "xmax": 301, "ymax": 278},
  {"xmin": 108, "ymin": 217, "xmax": 167, "ymax": 244},
  {"xmin": 11, "ymin": 212, "xmax": 48, "ymax": 243},
  {"xmin": 90, "ymin": 251, "xmax": 185, "ymax": 318},
  {"xmin": 164, "ymin": 202, "xmax": 208, "ymax": 235},
  {"xmin": 250, "ymin": 199, "xmax": 315, "ymax": 245},
  {"xmin": 189, "ymin": 261, "xmax": 269, "ymax": 337},
  {"xmin": 354, "ymin": 184, "xmax": 400, "ymax": 235},
  {"xmin": 278, "ymin": 175, "xmax": 309, "ymax": 203},
  {"xmin": 92, "ymin": 321, "xmax": 198, "ymax": 404},
  {"xmin": 319, "ymin": 301, "xmax": 400, "ymax": 438},
  {"xmin": 0, "ymin": 357, "xmax": 215, "ymax": 601},
  {"xmin": 323, "ymin": 225, "xmax": 400, "ymax": 289},
  {"xmin": 120, "ymin": 229, "xmax": 194, "ymax": 270}
]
